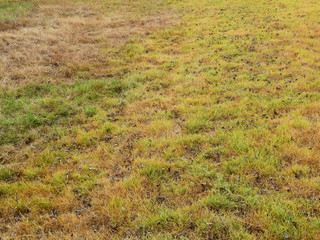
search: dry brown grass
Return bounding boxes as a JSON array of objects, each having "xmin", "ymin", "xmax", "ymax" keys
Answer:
[
  {"xmin": 0, "ymin": 0, "xmax": 174, "ymax": 87},
  {"xmin": 2, "ymin": 0, "xmax": 320, "ymax": 239}
]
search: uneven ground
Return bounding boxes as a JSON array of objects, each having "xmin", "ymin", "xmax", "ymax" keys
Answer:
[{"xmin": 1, "ymin": 0, "xmax": 320, "ymax": 239}]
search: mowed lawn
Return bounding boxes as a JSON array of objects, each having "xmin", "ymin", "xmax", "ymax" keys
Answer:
[{"xmin": 1, "ymin": 0, "xmax": 320, "ymax": 239}]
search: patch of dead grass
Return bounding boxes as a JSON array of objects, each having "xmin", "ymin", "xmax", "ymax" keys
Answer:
[{"xmin": 0, "ymin": 0, "xmax": 175, "ymax": 87}]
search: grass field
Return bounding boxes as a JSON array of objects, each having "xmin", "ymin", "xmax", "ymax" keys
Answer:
[{"xmin": 1, "ymin": 0, "xmax": 320, "ymax": 239}]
